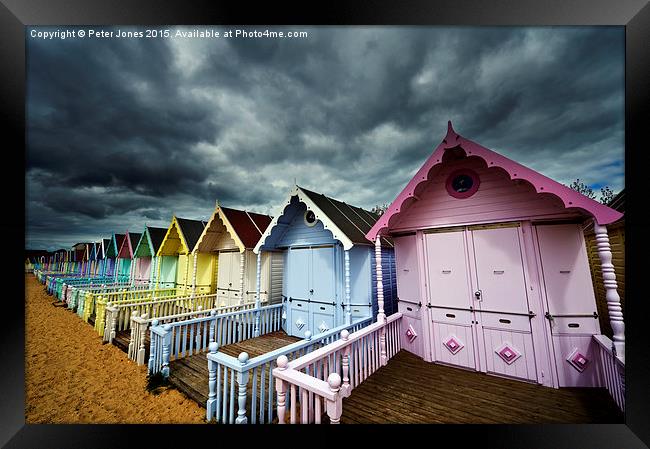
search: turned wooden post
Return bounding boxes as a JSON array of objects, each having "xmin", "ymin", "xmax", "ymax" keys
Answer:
[
  {"xmin": 147, "ymin": 319, "xmax": 159, "ymax": 374},
  {"xmin": 594, "ymin": 223, "xmax": 625, "ymax": 362},
  {"xmin": 375, "ymin": 238, "xmax": 388, "ymax": 365},
  {"xmin": 326, "ymin": 373, "xmax": 342, "ymax": 424},
  {"xmin": 239, "ymin": 251, "xmax": 246, "ymax": 306},
  {"xmin": 340, "ymin": 330, "xmax": 351, "ymax": 397},
  {"xmin": 161, "ymin": 324, "xmax": 172, "ymax": 378},
  {"xmin": 206, "ymin": 342, "xmax": 220, "ymax": 421},
  {"xmin": 344, "ymin": 250, "xmax": 351, "ymax": 325},
  {"xmin": 191, "ymin": 250, "xmax": 198, "ymax": 297},
  {"xmin": 137, "ymin": 313, "xmax": 149, "ymax": 365},
  {"xmin": 235, "ymin": 352, "xmax": 250, "ymax": 424},
  {"xmin": 128, "ymin": 311, "xmax": 139, "ymax": 357},
  {"xmin": 108, "ymin": 304, "xmax": 118, "ymax": 343},
  {"xmin": 209, "ymin": 310, "xmax": 217, "ymax": 343},
  {"xmin": 275, "ymin": 355, "xmax": 288, "ymax": 424},
  {"xmin": 254, "ymin": 251, "xmax": 262, "ymax": 337}
]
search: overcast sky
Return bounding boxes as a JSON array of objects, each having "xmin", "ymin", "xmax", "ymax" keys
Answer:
[{"xmin": 26, "ymin": 26, "xmax": 624, "ymax": 251}]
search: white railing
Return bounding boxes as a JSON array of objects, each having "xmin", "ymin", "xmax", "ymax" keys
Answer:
[
  {"xmin": 593, "ymin": 334, "xmax": 625, "ymax": 411},
  {"xmin": 148, "ymin": 303, "xmax": 284, "ymax": 377},
  {"xmin": 70, "ymin": 282, "xmax": 136, "ymax": 314},
  {"xmin": 205, "ymin": 318, "xmax": 372, "ymax": 424},
  {"xmin": 273, "ymin": 313, "xmax": 402, "ymax": 424},
  {"xmin": 127, "ymin": 301, "xmax": 258, "ymax": 365},
  {"xmin": 103, "ymin": 292, "xmax": 220, "ymax": 343}
]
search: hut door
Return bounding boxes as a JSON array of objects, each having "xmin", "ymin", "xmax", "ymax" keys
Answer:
[
  {"xmin": 470, "ymin": 226, "xmax": 538, "ymax": 382},
  {"xmin": 535, "ymin": 224, "xmax": 600, "ymax": 387},
  {"xmin": 286, "ymin": 246, "xmax": 336, "ymax": 337},
  {"xmin": 424, "ymin": 230, "xmax": 478, "ymax": 370},
  {"xmin": 310, "ymin": 246, "xmax": 336, "ymax": 334},
  {"xmin": 217, "ymin": 251, "xmax": 237, "ymax": 306},
  {"xmin": 287, "ymin": 247, "xmax": 311, "ymax": 336}
]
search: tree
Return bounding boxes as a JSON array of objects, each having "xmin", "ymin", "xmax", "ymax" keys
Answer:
[
  {"xmin": 568, "ymin": 179, "xmax": 596, "ymax": 200},
  {"xmin": 567, "ymin": 179, "xmax": 616, "ymax": 205},
  {"xmin": 599, "ymin": 186, "xmax": 615, "ymax": 205},
  {"xmin": 371, "ymin": 203, "xmax": 389, "ymax": 216}
]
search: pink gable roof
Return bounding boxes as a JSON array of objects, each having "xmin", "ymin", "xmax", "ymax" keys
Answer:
[{"xmin": 366, "ymin": 122, "xmax": 623, "ymax": 240}]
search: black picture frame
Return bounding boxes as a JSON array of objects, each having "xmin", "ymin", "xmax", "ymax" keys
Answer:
[{"xmin": 5, "ymin": 0, "xmax": 649, "ymax": 447}]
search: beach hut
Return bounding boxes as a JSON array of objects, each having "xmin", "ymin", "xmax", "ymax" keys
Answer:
[
  {"xmin": 105, "ymin": 234, "xmax": 124, "ymax": 279},
  {"xmin": 116, "ymin": 231, "xmax": 142, "ymax": 283},
  {"xmin": 254, "ymin": 185, "xmax": 398, "ymax": 338},
  {"xmin": 131, "ymin": 226, "xmax": 168, "ymax": 287},
  {"xmin": 156, "ymin": 216, "xmax": 206, "ymax": 296},
  {"xmin": 193, "ymin": 203, "xmax": 276, "ymax": 303},
  {"xmin": 365, "ymin": 121, "xmax": 625, "ymax": 388}
]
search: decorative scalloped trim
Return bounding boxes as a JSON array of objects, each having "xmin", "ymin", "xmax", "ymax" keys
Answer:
[
  {"xmin": 195, "ymin": 205, "xmax": 246, "ymax": 254},
  {"xmin": 366, "ymin": 121, "xmax": 623, "ymax": 240},
  {"xmin": 254, "ymin": 185, "xmax": 355, "ymax": 252}
]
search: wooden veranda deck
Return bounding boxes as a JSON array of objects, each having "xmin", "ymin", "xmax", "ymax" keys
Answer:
[
  {"xmin": 168, "ymin": 331, "xmax": 301, "ymax": 406},
  {"xmin": 339, "ymin": 350, "xmax": 624, "ymax": 424}
]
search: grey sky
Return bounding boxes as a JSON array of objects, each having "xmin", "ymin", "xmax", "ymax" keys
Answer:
[{"xmin": 26, "ymin": 26, "xmax": 624, "ymax": 251}]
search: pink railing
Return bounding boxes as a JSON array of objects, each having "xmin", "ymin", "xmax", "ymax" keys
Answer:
[
  {"xmin": 593, "ymin": 334, "xmax": 625, "ymax": 412},
  {"xmin": 273, "ymin": 313, "xmax": 402, "ymax": 424}
]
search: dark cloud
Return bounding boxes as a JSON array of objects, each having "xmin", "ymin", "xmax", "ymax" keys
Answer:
[{"xmin": 26, "ymin": 26, "xmax": 624, "ymax": 250}]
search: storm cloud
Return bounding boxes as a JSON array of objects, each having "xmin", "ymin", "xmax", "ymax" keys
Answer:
[{"xmin": 26, "ymin": 26, "xmax": 624, "ymax": 250}]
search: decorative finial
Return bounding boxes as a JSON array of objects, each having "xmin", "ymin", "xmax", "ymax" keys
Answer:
[
  {"xmin": 215, "ymin": 199, "xmax": 219, "ymax": 208},
  {"xmin": 443, "ymin": 120, "xmax": 460, "ymax": 146}
]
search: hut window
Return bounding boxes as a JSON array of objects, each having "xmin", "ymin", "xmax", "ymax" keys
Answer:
[
  {"xmin": 446, "ymin": 169, "xmax": 480, "ymax": 199},
  {"xmin": 304, "ymin": 210, "xmax": 317, "ymax": 227}
]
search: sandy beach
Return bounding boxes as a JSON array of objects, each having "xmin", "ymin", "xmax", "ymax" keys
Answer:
[{"xmin": 24, "ymin": 274, "xmax": 205, "ymax": 424}]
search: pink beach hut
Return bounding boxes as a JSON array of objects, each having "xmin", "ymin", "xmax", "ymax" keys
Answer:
[{"xmin": 365, "ymin": 122, "xmax": 624, "ymax": 391}]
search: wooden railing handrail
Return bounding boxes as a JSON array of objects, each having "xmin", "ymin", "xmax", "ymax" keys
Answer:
[
  {"xmin": 106, "ymin": 291, "xmax": 219, "ymax": 308},
  {"xmin": 592, "ymin": 334, "xmax": 625, "ymax": 366},
  {"xmin": 287, "ymin": 313, "xmax": 402, "ymax": 371},
  {"xmin": 274, "ymin": 368, "xmax": 336, "ymax": 401},
  {"xmin": 206, "ymin": 317, "xmax": 373, "ymax": 372},
  {"xmin": 151, "ymin": 303, "xmax": 283, "ymax": 337},
  {"xmin": 131, "ymin": 300, "xmax": 259, "ymax": 325}
]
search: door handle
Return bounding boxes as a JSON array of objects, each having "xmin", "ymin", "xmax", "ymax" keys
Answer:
[
  {"xmin": 309, "ymin": 289, "xmax": 314, "ymax": 294},
  {"xmin": 474, "ymin": 290, "xmax": 482, "ymax": 301}
]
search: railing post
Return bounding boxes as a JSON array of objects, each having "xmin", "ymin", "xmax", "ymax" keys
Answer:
[
  {"xmin": 235, "ymin": 352, "xmax": 250, "ymax": 424},
  {"xmin": 206, "ymin": 342, "xmax": 220, "ymax": 421},
  {"xmin": 375, "ymin": 237, "xmax": 388, "ymax": 365},
  {"xmin": 105, "ymin": 303, "xmax": 117, "ymax": 343},
  {"xmin": 239, "ymin": 251, "xmax": 246, "ymax": 306},
  {"xmin": 137, "ymin": 313, "xmax": 149, "ymax": 365},
  {"xmin": 162, "ymin": 324, "xmax": 172, "ymax": 378},
  {"xmin": 254, "ymin": 251, "xmax": 262, "ymax": 337},
  {"xmin": 147, "ymin": 319, "xmax": 159, "ymax": 373},
  {"xmin": 594, "ymin": 223, "xmax": 625, "ymax": 362},
  {"xmin": 209, "ymin": 310, "xmax": 217, "ymax": 343},
  {"xmin": 128, "ymin": 311, "xmax": 139, "ymax": 359},
  {"xmin": 326, "ymin": 373, "xmax": 342, "ymax": 424},
  {"xmin": 340, "ymin": 330, "xmax": 351, "ymax": 397},
  {"xmin": 275, "ymin": 355, "xmax": 288, "ymax": 424},
  {"xmin": 344, "ymin": 250, "xmax": 351, "ymax": 325}
]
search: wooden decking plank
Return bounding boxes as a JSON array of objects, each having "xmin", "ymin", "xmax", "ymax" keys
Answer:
[
  {"xmin": 167, "ymin": 331, "xmax": 301, "ymax": 411},
  {"xmin": 339, "ymin": 351, "xmax": 623, "ymax": 424}
]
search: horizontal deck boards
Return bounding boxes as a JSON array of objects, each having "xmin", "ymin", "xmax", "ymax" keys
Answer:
[
  {"xmin": 168, "ymin": 331, "xmax": 301, "ymax": 409},
  {"xmin": 340, "ymin": 350, "xmax": 624, "ymax": 424}
]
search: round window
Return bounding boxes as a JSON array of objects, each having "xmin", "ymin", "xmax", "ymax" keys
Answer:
[
  {"xmin": 304, "ymin": 210, "xmax": 317, "ymax": 227},
  {"xmin": 445, "ymin": 169, "xmax": 480, "ymax": 199}
]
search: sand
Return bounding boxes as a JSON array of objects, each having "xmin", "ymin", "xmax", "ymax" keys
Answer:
[{"xmin": 25, "ymin": 274, "xmax": 206, "ymax": 424}]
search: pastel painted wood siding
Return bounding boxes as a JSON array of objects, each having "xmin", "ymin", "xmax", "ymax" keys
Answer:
[
  {"xmin": 158, "ymin": 256, "xmax": 178, "ymax": 289},
  {"xmin": 391, "ymin": 158, "xmax": 581, "ymax": 232},
  {"xmin": 133, "ymin": 257, "xmax": 152, "ymax": 285},
  {"xmin": 584, "ymin": 221, "xmax": 624, "ymax": 339},
  {"xmin": 277, "ymin": 202, "xmax": 337, "ymax": 247},
  {"xmin": 176, "ymin": 254, "xmax": 193, "ymax": 296},
  {"xmin": 194, "ymin": 252, "xmax": 218, "ymax": 294},
  {"xmin": 268, "ymin": 251, "xmax": 284, "ymax": 304}
]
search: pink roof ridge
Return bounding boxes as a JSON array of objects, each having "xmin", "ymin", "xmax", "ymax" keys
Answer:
[{"xmin": 366, "ymin": 121, "xmax": 623, "ymax": 240}]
